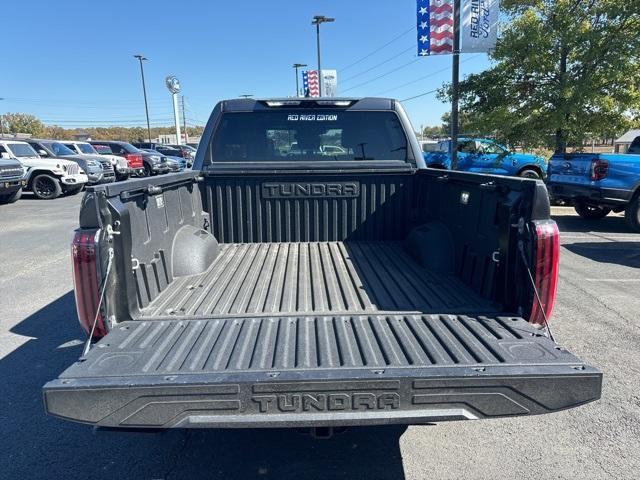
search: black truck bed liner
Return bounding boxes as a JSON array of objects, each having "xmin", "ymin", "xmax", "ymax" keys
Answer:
[
  {"xmin": 141, "ymin": 241, "xmax": 495, "ymax": 319},
  {"xmin": 43, "ymin": 314, "xmax": 601, "ymax": 428}
]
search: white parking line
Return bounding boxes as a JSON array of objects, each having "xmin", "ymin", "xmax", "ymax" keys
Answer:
[
  {"xmin": 584, "ymin": 279, "xmax": 640, "ymax": 282},
  {"xmin": 561, "ymin": 235, "xmax": 639, "ymax": 240}
]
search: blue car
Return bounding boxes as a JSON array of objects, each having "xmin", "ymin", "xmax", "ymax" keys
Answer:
[
  {"xmin": 423, "ymin": 137, "xmax": 547, "ymax": 179},
  {"xmin": 547, "ymin": 152, "xmax": 640, "ymax": 231}
]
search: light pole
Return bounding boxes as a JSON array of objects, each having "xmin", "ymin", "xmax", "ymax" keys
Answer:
[
  {"xmin": 0, "ymin": 97, "xmax": 4, "ymax": 136},
  {"xmin": 165, "ymin": 76, "xmax": 182, "ymax": 145},
  {"xmin": 133, "ymin": 55, "xmax": 152, "ymax": 142},
  {"xmin": 292, "ymin": 63, "xmax": 307, "ymax": 97},
  {"xmin": 311, "ymin": 15, "xmax": 334, "ymax": 97}
]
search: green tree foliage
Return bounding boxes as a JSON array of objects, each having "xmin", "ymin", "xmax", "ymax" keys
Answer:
[
  {"xmin": 1, "ymin": 116, "xmax": 204, "ymax": 143},
  {"xmin": 2, "ymin": 113, "xmax": 45, "ymax": 136},
  {"xmin": 440, "ymin": 0, "xmax": 640, "ymax": 152},
  {"xmin": 421, "ymin": 125, "xmax": 447, "ymax": 138}
]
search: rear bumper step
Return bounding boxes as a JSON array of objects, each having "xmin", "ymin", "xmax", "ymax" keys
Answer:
[{"xmin": 43, "ymin": 315, "xmax": 602, "ymax": 428}]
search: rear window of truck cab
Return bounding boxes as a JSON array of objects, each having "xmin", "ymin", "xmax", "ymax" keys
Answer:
[{"xmin": 210, "ymin": 110, "xmax": 408, "ymax": 163}]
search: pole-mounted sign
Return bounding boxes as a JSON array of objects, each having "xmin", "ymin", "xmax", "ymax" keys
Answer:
[
  {"xmin": 165, "ymin": 75, "xmax": 182, "ymax": 145},
  {"xmin": 416, "ymin": 0, "xmax": 499, "ymax": 170}
]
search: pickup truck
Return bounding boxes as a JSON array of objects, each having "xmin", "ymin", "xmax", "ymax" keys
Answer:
[
  {"xmin": 0, "ymin": 155, "xmax": 26, "ymax": 204},
  {"xmin": 90, "ymin": 141, "xmax": 145, "ymax": 177},
  {"xmin": 44, "ymin": 98, "xmax": 601, "ymax": 431},
  {"xmin": 424, "ymin": 138, "xmax": 547, "ymax": 179},
  {"xmin": 547, "ymin": 152, "xmax": 640, "ymax": 231}
]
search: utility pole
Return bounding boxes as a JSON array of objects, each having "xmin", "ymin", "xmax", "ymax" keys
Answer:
[
  {"xmin": 312, "ymin": 15, "xmax": 334, "ymax": 97},
  {"xmin": 450, "ymin": 0, "xmax": 461, "ymax": 170},
  {"xmin": 133, "ymin": 55, "xmax": 152, "ymax": 142},
  {"xmin": 293, "ymin": 63, "xmax": 307, "ymax": 97},
  {"xmin": 181, "ymin": 96, "xmax": 188, "ymax": 143}
]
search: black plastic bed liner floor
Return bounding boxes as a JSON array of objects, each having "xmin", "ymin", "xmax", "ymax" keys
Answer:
[{"xmin": 141, "ymin": 241, "xmax": 495, "ymax": 319}]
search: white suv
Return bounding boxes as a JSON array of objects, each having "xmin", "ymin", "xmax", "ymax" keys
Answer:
[{"xmin": 0, "ymin": 140, "xmax": 88, "ymax": 199}]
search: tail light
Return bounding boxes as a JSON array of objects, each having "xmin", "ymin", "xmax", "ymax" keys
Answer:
[
  {"xmin": 529, "ymin": 221, "xmax": 560, "ymax": 326},
  {"xmin": 71, "ymin": 229, "xmax": 106, "ymax": 338},
  {"xmin": 124, "ymin": 153, "xmax": 143, "ymax": 169},
  {"xmin": 590, "ymin": 158, "xmax": 608, "ymax": 181}
]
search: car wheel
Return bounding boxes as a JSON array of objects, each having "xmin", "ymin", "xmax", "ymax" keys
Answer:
[
  {"xmin": 624, "ymin": 196, "xmax": 640, "ymax": 232},
  {"xmin": 32, "ymin": 174, "xmax": 62, "ymax": 200},
  {"xmin": 143, "ymin": 164, "xmax": 152, "ymax": 177},
  {"xmin": 0, "ymin": 188, "xmax": 22, "ymax": 204},
  {"xmin": 518, "ymin": 169, "xmax": 541, "ymax": 179},
  {"xmin": 116, "ymin": 173, "xmax": 130, "ymax": 182},
  {"xmin": 64, "ymin": 185, "xmax": 84, "ymax": 196},
  {"xmin": 574, "ymin": 201, "xmax": 611, "ymax": 220}
]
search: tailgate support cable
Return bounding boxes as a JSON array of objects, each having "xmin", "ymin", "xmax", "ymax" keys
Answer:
[
  {"xmin": 517, "ymin": 239, "xmax": 556, "ymax": 343},
  {"xmin": 82, "ymin": 248, "xmax": 115, "ymax": 357}
]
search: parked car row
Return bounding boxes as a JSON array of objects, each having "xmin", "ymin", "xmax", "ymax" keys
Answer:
[
  {"xmin": 0, "ymin": 137, "xmax": 194, "ymax": 203},
  {"xmin": 421, "ymin": 135, "xmax": 640, "ymax": 232}
]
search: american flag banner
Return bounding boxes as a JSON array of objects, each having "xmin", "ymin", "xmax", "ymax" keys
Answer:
[
  {"xmin": 302, "ymin": 70, "xmax": 320, "ymax": 97},
  {"xmin": 417, "ymin": 0, "xmax": 455, "ymax": 56}
]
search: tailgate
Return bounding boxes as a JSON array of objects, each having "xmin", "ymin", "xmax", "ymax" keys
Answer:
[
  {"xmin": 548, "ymin": 153, "xmax": 595, "ymax": 185},
  {"xmin": 43, "ymin": 315, "xmax": 601, "ymax": 428}
]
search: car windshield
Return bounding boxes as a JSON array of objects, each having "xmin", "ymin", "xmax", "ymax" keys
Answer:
[
  {"xmin": 94, "ymin": 145, "xmax": 113, "ymax": 154},
  {"xmin": 44, "ymin": 142, "xmax": 76, "ymax": 156},
  {"xmin": 7, "ymin": 143, "xmax": 39, "ymax": 158},
  {"xmin": 211, "ymin": 110, "xmax": 408, "ymax": 162},
  {"xmin": 77, "ymin": 143, "xmax": 97, "ymax": 154}
]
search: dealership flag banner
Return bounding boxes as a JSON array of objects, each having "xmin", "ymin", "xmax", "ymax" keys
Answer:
[
  {"xmin": 303, "ymin": 70, "xmax": 320, "ymax": 97},
  {"xmin": 321, "ymin": 70, "xmax": 338, "ymax": 97},
  {"xmin": 416, "ymin": 0, "xmax": 454, "ymax": 56},
  {"xmin": 303, "ymin": 70, "xmax": 337, "ymax": 97},
  {"xmin": 460, "ymin": 0, "xmax": 499, "ymax": 52}
]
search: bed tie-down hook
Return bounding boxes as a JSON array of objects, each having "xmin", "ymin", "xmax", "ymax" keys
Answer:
[{"xmin": 105, "ymin": 221, "xmax": 121, "ymax": 241}]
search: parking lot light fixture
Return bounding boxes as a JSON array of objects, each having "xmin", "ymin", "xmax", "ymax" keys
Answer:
[
  {"xmin": 311, "ymin": 15, "xmax": 335, "ymax": 97},
  {"xmin": 133, "ymin": 55, "xmax": 152, "ymax": 142},
  {"xmin": 292, "ymin": 63, "xmax": 307, "ymax": 97}
]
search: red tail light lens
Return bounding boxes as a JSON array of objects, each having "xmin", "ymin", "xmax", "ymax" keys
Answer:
[
  {"xmin": 590, "ymin": 158, "xmax": 608, "ymax": 181},
  {"xmin": 529, "ymin": 221, "xmax": 560, "ymax": 326},
  {"xmin": 125, "ymin": 153, "xmax": 143, "ymax": 168},
  {"xmin": 71, "ymin": 229, "xmax": 106, "ymax": 338}
]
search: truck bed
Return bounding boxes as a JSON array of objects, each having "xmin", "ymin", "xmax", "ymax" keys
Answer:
[{"xmin": 140, "ymin": 241, "xmax": 495, "ymax": 320}]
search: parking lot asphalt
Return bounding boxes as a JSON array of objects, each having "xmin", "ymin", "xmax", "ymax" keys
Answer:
[{"xmin": 1, "ymin": 193, "xmax": 639, "ymax": 480}]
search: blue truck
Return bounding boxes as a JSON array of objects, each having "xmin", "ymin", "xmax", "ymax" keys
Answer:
[
  {"xmin": 423, "ymin": 137, "xmax": 548, "ymax": 179},
  {"xmin": 547, "ymin": 152, "xmax": 640, "ymax": 232}
]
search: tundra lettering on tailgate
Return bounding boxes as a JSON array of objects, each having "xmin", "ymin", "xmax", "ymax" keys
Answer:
[
  {"xmin": 252, "ymin": 392, "xmax": 400, "ymax": 413},
  {"xmin": 262, "ymin": 182, "xmax": 360, "ymax": 198}
]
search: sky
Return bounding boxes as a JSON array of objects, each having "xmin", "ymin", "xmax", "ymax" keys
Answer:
[{"xmin": 0, "ymin": 0, "xmax": 491, "ymax": 130}]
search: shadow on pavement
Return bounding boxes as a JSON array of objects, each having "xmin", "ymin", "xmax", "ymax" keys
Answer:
[
  {"xmin": 563, "ymin": 242, "xmax": 640, "ymax": 269},
  {"xmin": 1, "ymin": 291, "xmax": 408, "ymax": 480},
  {"xmin": 552, "ymin": 214, "xmax": 634, "ymax": 234}
]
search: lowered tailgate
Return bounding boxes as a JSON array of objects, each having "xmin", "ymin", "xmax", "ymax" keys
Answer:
[{"xmin": 43, "ymin": 314, "xmax": 601, "ymax": 428}]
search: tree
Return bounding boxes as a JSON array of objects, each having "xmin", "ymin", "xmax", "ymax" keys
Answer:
[
  {"xmin": 439, "ymin": 1, "xmax": 640, "ymax": 152},
  {"xmin": 42, "ymin": 125, "xmax": 67, "ymax": 140},
  {"xmin": 0, "ymin": 111, "xmax": 206, "ymax": 143},
  {"xmin": 2, "ymin": 113, "xmax": 44, "ymax": 136},
  {"xmin": 421, "ymin": 125, "xmax": 446, "ymax": 138}
]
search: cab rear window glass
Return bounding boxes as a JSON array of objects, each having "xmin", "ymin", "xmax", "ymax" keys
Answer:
[{"xmin": 210, "ymin": 110, "xmax": 407, "ymax": 162}]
